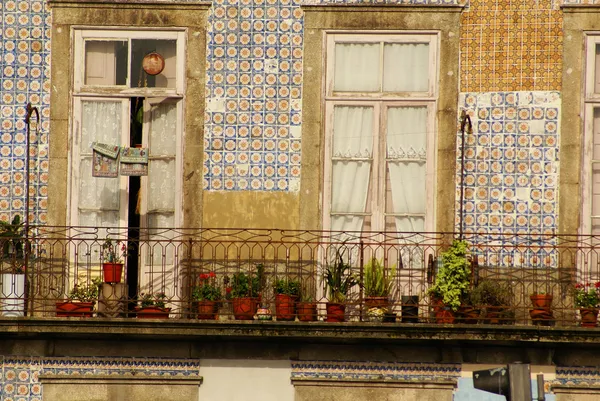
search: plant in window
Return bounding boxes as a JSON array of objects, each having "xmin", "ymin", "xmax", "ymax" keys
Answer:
[
  {"xmin": 55, "ymin": 277, "xmax": 102, "ymax": 318},
  {"xmin": 274, "ymin": 278, "xmax": 300, "ymax": 321},
  {"xmin": 361, "ymin": 257, "xmax": 395, "ymax": 309},
  {"xmin": 100, "ymin": 238, "xmax": 127, "ymax": 284},
  {"xmin": 573, "ymin": 282, "xmax": 600, "ymax": 327},
  {"xmin": 230, "ymin": 264, "xmax": 265, "ymax": 320}
]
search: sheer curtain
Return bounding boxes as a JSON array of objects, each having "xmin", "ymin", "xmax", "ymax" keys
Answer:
[
  {"xmin": 334, "ymin": 43, "xmax": 379, "ymax": 92},
  {"xmin": 331, "ymin": 106, "xmax": 373, "ymax": 232},
  {"xmin": 383, "ymin": 43, "xmax": 429, "ymax": 92},
  {"xmin": 386, "ymin": 106, "xmax": 427, "ymax": 232},
  {"xmin": 79, "ymin": 100, "xmax": 122, "ymax": 228}
]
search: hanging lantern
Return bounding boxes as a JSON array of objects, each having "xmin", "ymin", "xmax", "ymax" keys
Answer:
[{"xmin": 142, "ymin": 52, "xmax": 165, "ymax": 76}]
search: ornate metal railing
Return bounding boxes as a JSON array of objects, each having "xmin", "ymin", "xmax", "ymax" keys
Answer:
[{"xmin": 0, "ymin": 226, "xmax": 597, "ymax": 327}]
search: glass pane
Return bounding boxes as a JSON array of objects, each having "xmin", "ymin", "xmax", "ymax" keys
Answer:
[
  {"xmin": 148, "ymin": 159, "xmax": 175, "ymax": 210},
  {"xmin": 147, "ymin": 213, "xmax": 175, "ymax": 265},
  {"xmin": 334, "ymin": 43, "xmax": 379, "ymax": 92},
  {"xmin": 81, "ymin": 100, "xmax": 122, "ymax": 152},
  {"xmin": 333, "ymin": 106, "xmax": 373, "ymax": 156},
  {"xmin": 84, "ymin": 40, "xmax": 127, "ymax": 86},
  {"xmin": 383, "ymin": 43, "xmax": 429, "ymax": 92},
  {"xmin": 331, "ymin": 160, "xmax": 371, "ymax": 214},
  {"xmin": 132, "ymin": 39, "xmax": 177, "ymax": 89},
  {"xmin": 149, "ymin": 102, "xmax": 177, "ymax": 155},
  {"xmin": 596, "ymin": 44, "xmax": 600, "ymax": 93}
]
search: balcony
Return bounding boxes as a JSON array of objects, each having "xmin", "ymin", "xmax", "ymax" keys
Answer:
[{"xmin": 1, "ymin": 227, "xmax": 600, "ymax": 343}]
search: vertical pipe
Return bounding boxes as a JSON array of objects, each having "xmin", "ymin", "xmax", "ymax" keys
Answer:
[{"xmin": 459, "ymin": 110, "xmax": 472, "ymax": 241}]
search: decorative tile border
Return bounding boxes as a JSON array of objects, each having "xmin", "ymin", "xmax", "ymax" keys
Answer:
[
  {"xmin": 1, "ymin": 356, "xmax": 201, "ymax": 401},
  {"xmin": 291, "ymin": 361, "xmax": 461, "ymax": 381},
  {"xmin": 554, "ymin": 367, "xmax": 600, "ymax": 386}
]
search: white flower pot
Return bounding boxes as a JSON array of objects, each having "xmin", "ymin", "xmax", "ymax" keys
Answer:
[{"xmin": 1, "ymin": 273, "xmax": 26, "ymax": 317}]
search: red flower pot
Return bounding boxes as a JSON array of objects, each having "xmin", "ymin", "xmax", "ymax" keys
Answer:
[
  {"xmin": 232, "ymin": 297, "xmax": 259, "ymax": 320},
  {"xmin": 580, "ymin": 308, "xmax": 599, "ymax": 327},
  {"xmin": 275, "ymin": 294, "xmax": 296, "ymax": 321},
  {"xmin": 431, "ymin": 297, "xmax": 456, "ymax": 324},
  {"xmin": 56, "ymin": 301, "xmax": 94, "ymax": 317},
  {"xmin": 326, "ymin": 302, "xmax": 345, "ymax": 322},
  {"xmin": 364, "ymin": 296, "xmax": 389, "ymax": 310},
  {"xmin": 297, "ymin": 302, "xmax": 317, "ymax": 322},
  {"xmin": 135, "ymin": 306, "xmax": 171, "ymax": 319},
  {"xmin": 530, "ymin": 294, "xmax": 553, "ymax": 308},
  {"xmin": 197, "ymin": 300, "xmax": 219, "ymax": 320},
  {"xmin": 102, "ymin": 262, "xmax": 123, "ymax": 283}
]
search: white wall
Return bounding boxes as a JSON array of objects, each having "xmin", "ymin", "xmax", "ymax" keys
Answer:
[{"xmin": 198, "ymin": 359, "xmax": 294, "ymax": 401}]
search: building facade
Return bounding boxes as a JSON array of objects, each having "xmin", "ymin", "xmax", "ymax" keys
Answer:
[{"xmin": 3, "ymin": 0, "xmax": 600, "ymax": 400}]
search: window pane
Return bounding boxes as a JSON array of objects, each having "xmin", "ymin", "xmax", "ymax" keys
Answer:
[
  {"xmin": 132, "ymin": 39, "xmax": 177, "ymax": 89},
  {"xmin": 81, "ymin": 100, "xmax": 123, "ymax": 152},
  {"xmin": 146, "ymin": 213, "xmax": 175, "ymax": 265},
  {"xmin": 383, "ymin": 43, "xmax": 429, "ymax": 92},
  {"xmin": 596, "ymin": 44, "xmax": 600, "ymax": 93},
  {"xmin": 79, "ymin": 158, "xmax": 120, "ymax": 210},
  {"xmin": 84, "ymin": 40, "xmax": 127, "ymax": 86},
  {"xmin": 332, "ymin": 106, "xmax": 373, "ymax": 156},
  {"xmin": 334, "ymin": 43, "xmax": 379, "ymax": 92},
  {"xmin": 148, "ymin": 159, "xmax": 175, "ymax": 210}
]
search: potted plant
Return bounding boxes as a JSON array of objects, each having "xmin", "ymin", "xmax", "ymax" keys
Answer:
[
  {"xmin": 230, "ymin": 264, "xmax": 264, "ymax": 320},
  {"xmin": 529, "ymin": 290, "xmax": 554, "ymax": 325},
  {"xmin": 428, "ymin": 239, "xmax": 472, "ymax": 324},
  {"xmin": 135, "ymin": 292, "xmax": 170, "ymax": 319},
  {"xmin": 191, "ymin": 272, "xmax": 222, "ymax": 320},
  {"xmin": 573, "ymin": 281, "xmax": 600, "ymax": 327},
  {"xmin": 322, "ymin": 248, "xmax": 358, "ymax": 322},
  {"xmin": 56, "ymin": 278, "xmax": 102, "ymax": 317},
  {"xmin": 0, "ymin": 215, "xmax": 26, "ymax": 317},
  {"xmin": 100, "ymin": 238, "xmax": 126, "ymax": 283},
  {"xmin": 361, "ymin": 257, "xmax": 395, "ymax": 310},
  {"xmin": 366, "ymin": 307, "xmax": 387, "ymax": 323},
  {"xmin": 470, "ymin": 279, "xmax": 514, "ymax": 324},
  {"xmin": 530, "ymin": 290, "xmax": 553, "ymax": 308},
  {"xmin": 296, "ymin": 284, "xmax": 317, "ymax": 322},
  {"xmin": 274, "ymin": 278, "xmax": 300, "ymax": 321}
]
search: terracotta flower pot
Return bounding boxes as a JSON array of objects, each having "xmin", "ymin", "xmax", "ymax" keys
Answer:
[
  {"xmin": 580, "ymin": 308, "xmax": 599, "ymax": 327},
  {"xmin": 326, "ymin": 302, "xmax": 345, "ymax": 322},
  {"xmin": 364, "ymin": 296, "xmax": 389, "ymax": 310},
  {"xmin": 135, "ymin": 306, "xmax": 171, "ymax": 319},
  {"xmin": 530, "ymin": 294, "xmax": 553, "ymax": 308},
  {"xmin": 296, "ymin": 302, "xmax": 317, "ymax": 322},
  {"xmin": 275, "ymin": 294, "xmax": 296, "ymax": 321},
  {"xmin": 197, "ymin": 300, "xmax": 219, "ymax": 320},
  {"xmin": 56, "ymin": 301, "xmax": 94, "ymax": 317},
  {"xmin": 431, "ymin": 297, "xmax": 456, "ymax": 324},
  {"xmin": 102, "ymin": 262, "xmax": 123, "ymax": 283},
  {"xmin": 232, "ymin": 297, "xmax": 259, "ymax": 320}
]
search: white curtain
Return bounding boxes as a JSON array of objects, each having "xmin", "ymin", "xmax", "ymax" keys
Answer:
[
  {"xmin": 386, "ymin": 106, "xmax": 427, "ymax": 232},
  {"xmin": 334, "ymin": 43, "xmax": 379, "ymax": 92},
  {"xmin": 79, "ymin": 100, "xmax": 121, "ymax": 227},
  {"xmin": 383, "ymin": 43, "xmax": 429, "ymax": 92},
  {"xmin": 147, "ymin": 102, "xmax": 177, "ymax": 266},
  {"xmin": 331, "ymin": 106, "xmax": 373, "ymax": 232}
]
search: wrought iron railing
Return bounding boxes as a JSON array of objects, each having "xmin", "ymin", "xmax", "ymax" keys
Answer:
[{"xmin": 0, "ymin": 226, "xmax": 597, "ymax": 327}]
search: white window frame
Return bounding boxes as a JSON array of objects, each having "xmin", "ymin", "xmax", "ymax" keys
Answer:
[{"xmin": 322, "ymin": 31, "xmax": 439, "ymax": 234}]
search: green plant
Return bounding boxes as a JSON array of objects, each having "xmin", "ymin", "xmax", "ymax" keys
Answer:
[
  {"xmin": 322, "ymin": 248, "xmax": 358, "ymax": 303},
  {"xmin": 274, "ymin": 278, "xmax": 300, "ymax": 297},
  {"xmin": 470, "ymin": 280, "xmax": 513, "ymax": 307},
  {"xmin": 100, "ymin": 237, "xmax": 127, "ymax": 264},
  {"xmin": 231, "ymin": 265, "xmax": 264, "ymax": 298},
  {"xmin": 140, "ymin": 292, "xmax": 167, "ymax": 308},
  {"xmin": 573, "ymin": 282, "xmax": 600, "ymax": 308},
  {"xmin": 362, "ymin": 257, "xmax": 395, "ymax": 298},
  {"xmin": 192, "ymin": 272, "xmax": 222, "ymax": 301},
  {"xmin": 428, "ymin": 240, "xmax": 471, "ymax": 312},
  {"xmin": 0, "ymin": 215, "xmax": 25, "ymax": 273},
  {"xmin": 69, "ymin": 277, "xmax": 102, "ymax": 303}
]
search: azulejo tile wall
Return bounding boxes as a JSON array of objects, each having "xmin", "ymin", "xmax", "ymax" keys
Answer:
[
  {"xmin": 0, "ymin": 0, "xmax": 50, "ymax": 224},
  {"xmin": 0, "ymin": 356, "xmax": 201, "ymax": 401},
  {"xmin": 456, "ymin": 91, "xmax": 560, "ymax": 247}
]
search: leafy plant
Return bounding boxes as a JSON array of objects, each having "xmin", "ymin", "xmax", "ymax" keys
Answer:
[
  {"xmin": 192, "ymin": 272, "xmax": 222, "ymax": 302},
  {"xmin": 573, "ymin": 282, "xmax": 600, "ymax": 308},
  {"xmin": 231, "ymin": 264, "xmax": 264, "ymax": 298},
  {"xmin": 100, "ymin": 237, "xmax": 127, "ymax": 264},
  {"xmin": 0, "ymin": 215, "xmax": 26, "ymax": 273},
  {"xmin": 470, "ymin": 280, "xmax": 513, "ymax": 307},
  {"xmin": 428, "ymin": 240, "xmax": 471, "ymax": 312},
  {"xmin": 362, "ymin": 257, "xmax": 395, "ymax": 298},
  {"xmin": 322, "ymin": 248, "xmax": 358, "ymax": 303},
  {"xmin": 274, "ymin": 278, "xmax": 300, "ymax": 297},
  {"xmin": 69, "ymin": 277, "xmax": 102, "ymax": 303},
  {"xmin": 140, "ymin": 292, "xmax": 167, "ymax": 308}
]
